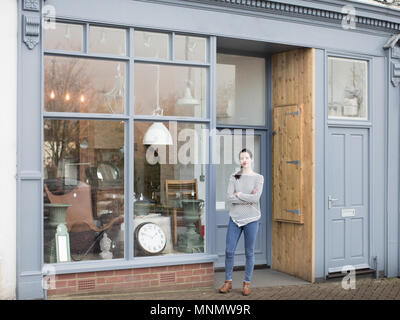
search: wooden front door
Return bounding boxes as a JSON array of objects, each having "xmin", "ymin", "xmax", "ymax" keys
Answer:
[{"xmin": 271, "ymin": 48, "xmax": 315, "ymax": 282}]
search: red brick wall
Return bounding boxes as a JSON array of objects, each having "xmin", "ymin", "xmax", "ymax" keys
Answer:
[{"xmin": 47, "ymin": 263, "xmax": 214, "ymax": 297}]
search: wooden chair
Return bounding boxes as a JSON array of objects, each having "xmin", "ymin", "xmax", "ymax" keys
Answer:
[{"xmin": 165, "ymin": 179, "xmax": 201, "ymax": 247}]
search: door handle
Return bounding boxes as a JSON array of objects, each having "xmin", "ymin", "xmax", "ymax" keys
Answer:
[{"xmin": 328, "ymin": 195, "xmax": 338, "ymax": 209}]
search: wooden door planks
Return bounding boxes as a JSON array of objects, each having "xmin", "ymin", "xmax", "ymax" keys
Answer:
[{"xmin": 271, "ymin": 48, "xmax": 315, "ymax": 283}]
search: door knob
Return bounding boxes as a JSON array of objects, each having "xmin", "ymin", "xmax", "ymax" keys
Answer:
[{"xmin": 328, "ymin": 195, "xmax": 338, "ymax": 209}]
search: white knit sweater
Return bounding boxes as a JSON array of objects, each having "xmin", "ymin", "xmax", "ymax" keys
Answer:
[{"xmin": 226, "ymin": 172, "xmax": 264, "ymax": 227}]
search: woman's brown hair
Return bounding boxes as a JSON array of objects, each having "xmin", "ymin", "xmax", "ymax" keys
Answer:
[{"xmin": 234, "ymin": 148, "xmax": 253, "ymax": 180}]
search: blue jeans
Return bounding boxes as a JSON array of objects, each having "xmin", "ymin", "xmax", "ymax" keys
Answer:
[{"xmin": 225, "ymin": 217, "xmax": 259, "ymax": 283}]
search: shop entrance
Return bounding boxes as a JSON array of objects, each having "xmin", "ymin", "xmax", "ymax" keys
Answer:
[
  {"xmin": 213, "ymin": 38, "xmax": 315, "ymax": 284},
  {"xmin": 214, "ymin": 130, "xmax": 268, "ymax": 268}
]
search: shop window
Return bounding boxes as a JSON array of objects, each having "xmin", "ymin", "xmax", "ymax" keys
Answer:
[
  {"xmin": 43, "ymin": 119, "xmax": 125, "ymax": 263},
  {"xmin": 134, "ymin": 30, "xmax": 170, "ymax": 59},
  {"xmin": 134, "ymin": 63, "xmax": 207, "ymax": 118},
  {"xmin": 216, "ymin": 53, "xmax": 266, "ymax": 126},
  {"xmin": 174, "ymin": 35, "xmax": 207, "ymax": 63},
  {"xmin": 215, "ymin": 132, "xmax": 261, "ymax": 211},
  {"xmin": 89, "ymin": 26, "xmax": 127, "ymax": 56},
  {"xmin": 44, "ymin": 56, "xmax": 126, "ymax": 114},
  {"xmin": 133, "ymin": 121, "xmax": 207, "ymax": 256},
  {"xmin": 328, "ymin": 57, "xmax": 368, "ymax": 119},
  {"xmin": 42, "ymin": 24, "xmax": 210, "ymax": 265},
  {"xmin": 44, "ymin": 22, "xmax": 83, "ymax": 52}
]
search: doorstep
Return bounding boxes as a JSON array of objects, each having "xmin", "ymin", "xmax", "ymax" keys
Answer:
[{"xmin": 214, "ymin": 267, "xmax": 310, "ymax": 289}]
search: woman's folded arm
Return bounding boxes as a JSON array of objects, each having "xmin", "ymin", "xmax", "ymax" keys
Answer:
[
  {"xmin": 236, "ymin": 176, "xmax": 264, "ymax": 203},
  {"xmin": 226, "ymin": 176, "xmax": 246, "ymax": 205}
]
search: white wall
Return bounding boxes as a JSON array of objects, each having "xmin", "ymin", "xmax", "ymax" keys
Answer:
[{"xmin": 0, "ymin": 0, "xmax": 17, "ymax": 300}]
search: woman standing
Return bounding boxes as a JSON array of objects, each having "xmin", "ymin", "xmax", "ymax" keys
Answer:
[{"xmin": 219, "ymin": 148, "xmax": 264, "ymax": 296}]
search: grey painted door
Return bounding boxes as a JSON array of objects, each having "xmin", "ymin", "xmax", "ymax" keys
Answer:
[
  {"xmin": 326, "ymin": 127, "xmax": 370, "ymax": 273},
  {"xmin": 214, "ymin": 131, "xmax": 267, "ymax": 268}
]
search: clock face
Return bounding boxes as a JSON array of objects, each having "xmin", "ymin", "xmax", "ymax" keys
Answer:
[{"xmin": 136, "ymin": 222, "xmax": 166, "ymax": 254}]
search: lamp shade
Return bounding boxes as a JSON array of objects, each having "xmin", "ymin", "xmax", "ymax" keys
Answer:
[
  {"xmin": 176, "ymin": 87, "xmax": 200, "ymax": 107},
  {"xmin": 143, "ymin": 122, "xmax": 173, "ymax": 145}
]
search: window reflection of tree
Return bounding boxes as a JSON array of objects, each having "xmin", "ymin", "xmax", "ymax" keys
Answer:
[
  {"xmin": 45, "ymin": 57, "xmax": 95, "ymax": 113},
  {"xmin": 44, "ymin": 120, "xmax": 85, "ymax": 180},
  {"xmin": 44, "ymin": 57, "xmax": 93, "ymax": 180}
]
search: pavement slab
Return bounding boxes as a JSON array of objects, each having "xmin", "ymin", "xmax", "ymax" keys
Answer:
[{"xmin": 51, "ymin": 277, "xmax": 400, "ymax": 300}]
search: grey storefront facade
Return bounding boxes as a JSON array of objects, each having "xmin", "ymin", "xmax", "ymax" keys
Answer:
[{"xmin": 15, "ymin": 0, "xmax": 400, "ymax": 299}]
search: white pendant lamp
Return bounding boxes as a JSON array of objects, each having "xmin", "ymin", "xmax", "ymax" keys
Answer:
[
  {"xmin": 176, "ymin": 36, "xmax": 200, "ymax": 107},
  {"xmin": 143, "ymin": 64, "xmax": 173, "ymax": 145},
  {"xmin": 176, "ymin": 80, "xmax": 200, "ymax": 107},
  {"xmin": 143, "ymin": 122, "xmax": 173, "ymax": 145}
]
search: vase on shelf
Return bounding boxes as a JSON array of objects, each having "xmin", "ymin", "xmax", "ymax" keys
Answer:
[{"xmin": 178, "ymin": 199, "xmax": 204, "ymax": 253}]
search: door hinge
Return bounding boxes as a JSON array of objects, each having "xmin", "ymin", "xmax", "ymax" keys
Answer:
[
  {"xmin": 285, "ymin": 109, "xmax": 301, "ymax": 117},
  {"xmin": 286, "ymin": 159, "xmax": 301, "ymax": 167},
  {"xmin": 285, "ymin": 209, "xmax": 301, "ymax": 216}
]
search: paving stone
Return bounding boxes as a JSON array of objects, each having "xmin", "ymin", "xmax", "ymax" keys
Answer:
[{"xmin": 52, "ymin": 277, "xmax": 400, "ymax": 300}]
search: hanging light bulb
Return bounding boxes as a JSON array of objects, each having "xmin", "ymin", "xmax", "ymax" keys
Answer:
[
  {"xmin": 80, "ymin": 94, "xmax": 85, "ymax": 103},
  {"xmin": 100, "ymin": 29, "xmax": 106, "ymax": 44},
  {"xmin": 80, "ymin": 138, "xmax": 88, "ymax": 149},
  {"xmin": 64, "ymin": 24, "xmax": 71, "ymax": 39},
  {"xmin": 65, "ymin": 93, "xmax": 71, "ymax": 101},
  {"xmin": 50, "ymin": 90, "xmax": 55, "ymax": 100},
  {"xmin": 143, "ymin": 32, "xmax": 151, "ymax": 48}
]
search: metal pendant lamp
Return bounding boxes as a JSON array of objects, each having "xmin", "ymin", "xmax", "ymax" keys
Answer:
[
  {"xmin": 143, "ymin": 122, "xmax": 173, "ymax": 145},
  {"xmin": 176, "ymin": 36, "xmax": 200, "ymax": 108},
  {"xmin": 176, "ymin": 80, "xmax": 200, "ymax": 107},
  {"xmin": 143, "ymin": 64, "xmax": 173, "ymax": 145}
]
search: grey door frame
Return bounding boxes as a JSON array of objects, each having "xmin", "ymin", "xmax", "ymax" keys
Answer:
[
  {"xmin": 213, "ymin": 128, "xmax": 269, "ymax": 268},
  {"xmin": 323, "ymin": 50, "xmax": 375, "ymax": 277},
  {"xmin": 213, "ymin": 49, "xmax": 271, "ymax": 269}
]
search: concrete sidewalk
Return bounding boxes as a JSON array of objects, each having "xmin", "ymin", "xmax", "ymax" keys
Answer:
[
  {"xmin": 51, "ymin": 268, "xmax": 400, "ymax": 300},
  {"xmin": 214, "ymin": 268, "xmax": 309, "ymax": 289}
]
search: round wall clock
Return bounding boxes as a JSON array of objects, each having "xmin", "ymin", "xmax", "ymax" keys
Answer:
[{"xmin": 135, "ymin": 222, "xmax": 167, "ymax": 255}]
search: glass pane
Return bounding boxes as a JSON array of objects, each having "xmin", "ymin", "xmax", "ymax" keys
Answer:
[
  {"xmin": 44, "ymin": 56, "xmax": 126, "ymax": 114},
  {"xmin": 216, "ymin": 131, "xmax": 261, "ymax": 211},
  {"xmin": 134, "ymin": 63, "xmax": 207, "ymax": 118},
  {"xmin": 44, "ymin": 22, "xmax": 83, "ymax": 52},
  {"xmin": 43, "ymin": 119, "xmax": 125, "ymax": 263},
  {"xmin": 89, "ymin": 26, "xmax": 127, "ymax": 55},
  {"xmin": 134, "ymin": 121, "xmax": 207, "ymax": 256},
  {"xmin": 174, "ymin": 35, "xmax": 207, "ymax": 63},
  {"xmin": 216, "ymin": 53, "xmax": 266, "ymax": 126},
  {"xmin": 328, "ymin": 57, "xmax": 368, "ymax": 119},
  {"xmin": 134, "ymin": 31, "xmax": 169, "ymax": 59}
]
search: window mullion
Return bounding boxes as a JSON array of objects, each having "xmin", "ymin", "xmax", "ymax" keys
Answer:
[
  {"xmin": 170, "ymin": 32, "xmax": 175, "ymax": 61},
  {"xmin": 84, "ymin": 23, "xmax": 89, "ymax": 54},
  {"xmin": 127, "ymin": 27, "xmax": 135, "ymax": 260}
]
